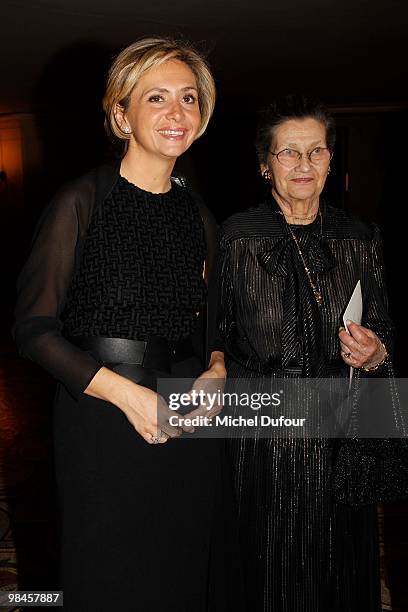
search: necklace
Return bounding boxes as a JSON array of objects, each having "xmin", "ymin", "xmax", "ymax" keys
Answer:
[
  {"xmin": 285, "ymin": 210, "xmax": 323, "ymax": 306},
  {"xmin": 277, "ymin": 210, "xmax": 318, "ymax": 221}
]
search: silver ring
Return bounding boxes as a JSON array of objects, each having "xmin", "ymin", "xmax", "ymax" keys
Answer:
[{"xmin": 342, "ymin": 351, "xmax": 352, "ymax": 359}]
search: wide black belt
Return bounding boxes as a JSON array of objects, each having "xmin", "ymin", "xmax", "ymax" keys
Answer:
[{"xmin": 68, "ymin": 335, "xmax": 195, "ymax": 375}]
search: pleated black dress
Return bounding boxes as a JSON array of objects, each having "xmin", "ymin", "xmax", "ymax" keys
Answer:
[
  {"xmin": 14, "ymin": 167, "xmax": 242, "ymax": 611},
  {"xmin": 213, "ymin": 197, "xmax": 401, "ymax": 612}
]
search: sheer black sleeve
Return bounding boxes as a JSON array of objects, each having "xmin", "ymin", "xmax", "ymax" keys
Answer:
[
  {"xmin": 189, "ymin": 189, "xmax": 218, "ymax": 282},
  {"xmin": 13, "ymin": 182, "xmax": 102, "ymax": 399},
  {"xmin": 208, "ymin": 226, "xmax": 235, "ymax": 354},
  {"xmin": 184, "ymin": 187, "xmax": 220, "ymax": 363}
]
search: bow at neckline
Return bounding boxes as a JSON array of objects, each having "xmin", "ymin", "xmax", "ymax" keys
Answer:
[
  {"xmin": 257, "ymin": 225, "xmax": 335, "ymax": 278},
  {"xmin": 256, "ymin": 200, "xmax": 335, "ymax": 377}
]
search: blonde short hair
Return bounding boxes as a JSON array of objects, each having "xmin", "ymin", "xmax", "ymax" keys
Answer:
[{"xmin": 103, "ymin": 37, "xmax": 216, "ymax": 146}]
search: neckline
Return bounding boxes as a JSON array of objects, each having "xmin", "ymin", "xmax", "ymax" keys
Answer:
[
  {"xmin": 268, "ymin": 195, "xmax": 324, "ymax": 232},
  {"xmin": 118, "ymin": 174, "xmax": 174, "ymax": 198},
  {"xmin": 288, "ymin": 214, "xmax": 321, "ymax": 229}
]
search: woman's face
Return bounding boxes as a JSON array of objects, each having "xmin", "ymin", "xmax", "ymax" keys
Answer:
[
  {"xmin": 263, "ymin": 118, "xmax": 330, "ymax": 203},
  {"xmin": 117, "ymin": 59, "xmax": 201, "ymax": 160}
]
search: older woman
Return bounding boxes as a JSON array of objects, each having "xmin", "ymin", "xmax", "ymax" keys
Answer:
[
  {"xmin": 213, "ymin": 95, "xmax": 402, "ymax": 611},
  {"xmin": 13, "ymin": 38, "xmax": 238, "ymax": 611}
]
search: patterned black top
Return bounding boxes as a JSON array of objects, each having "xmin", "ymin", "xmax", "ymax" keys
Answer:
[
  {"xmin": 62, "ymin": 176, "xmax": 207, "ymax": 341},
  {"xmin": 13, "ymin": 163, "xmax": 217, "ymax": 400}
]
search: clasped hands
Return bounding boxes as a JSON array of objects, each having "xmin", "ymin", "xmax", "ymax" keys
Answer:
[
  {"xmin": 157, "ymin": 360, "xmax": 226, "ymax": 442},
  {"xmin": 339, "ymin": 320, "xmax": 387, "ymax": 370},
  {"xmin": 86, "ymin": 356, "xmax": 226, "ymax": 445},
  {"xmin": 118, "ymin": 358, "xmax": 226, "ymax": 445}
]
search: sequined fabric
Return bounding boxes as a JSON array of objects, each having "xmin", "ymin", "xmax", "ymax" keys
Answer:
[{"xmin": 214, "ymin": 197, "xmax": 399, "ymax": 612}]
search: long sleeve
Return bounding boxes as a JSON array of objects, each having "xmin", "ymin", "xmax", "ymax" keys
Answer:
[
  {"xmin": 13, "ymin": 184, "xmax": 102, "ymax": 399},
  {"xmin": 333, "ymin": 224, "xmax": 408, "ymax": 505},
  {"xmin": 361, "ymin": 224, "xmax": 394, "ymax": 368},
  {"xmin": 190, "ymin": 190, "xmax": 218, "ymax": 282},
  {"xmin": 209, "ymin": 227, "xmax": 235, "ymax": 354},
  {"xmin": 185, "ymin": 187, "xmax": 220, "ymax": 362}
]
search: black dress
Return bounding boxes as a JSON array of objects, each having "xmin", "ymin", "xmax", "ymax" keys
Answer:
[
  {"xmin": 13, "ymin": 165, "xmax": 241, "ymax": 611},
  {"xmin": 213, "ymin": 197, "xmax": 406, "ymax": 612}
]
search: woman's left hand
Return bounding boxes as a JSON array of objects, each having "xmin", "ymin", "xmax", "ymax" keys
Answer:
[{"xmin": 339, "ymin": 321, "xmax": 387, "ymax": 369}]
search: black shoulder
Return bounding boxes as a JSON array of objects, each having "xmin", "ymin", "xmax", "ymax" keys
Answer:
[
  {"xmin": 52, "ymin": 169, "xmax": 96, "ymax": 203},
  {"xmin": 220, "ymin": 201, "xmax": 280, "ymax": 243},
  {"xmin": 48, "ymin": 161, "xmax": 120, "ymax": 225},
  {"xmin": 36, "ymin": 162, "xmax": 118, "ymax": 240},
  {"xmin": 220, "ymin": 200, "xmax": 378, "ymax": 245},
  {"xmin": 323, "ymin": 204, "xmax": 376, "ymax": 240},
  {"xmin": 54, "ymin": 161, "xmax": 119, "ymax": 203},
  {"xmin": 190, "ymin": 190, "xmax": 217, "ymax": 230}
]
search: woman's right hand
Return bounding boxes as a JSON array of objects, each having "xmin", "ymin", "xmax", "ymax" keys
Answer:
[
  {"xmin": 117, "ymin": 381, "xmax": 184, "ymax": 444},
  {"xmin": 84, "ymin": 367, "xmax": 182, "ymax": 444}
]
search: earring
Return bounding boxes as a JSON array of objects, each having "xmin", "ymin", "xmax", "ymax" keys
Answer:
[
  {"xmin": 262, "ymin": 168, "xmax": 271, "ymax": 181},
  {"xmin": 122, "ymin": 126, "xmax": 131, "ymax": 134},
  {"xmin": 327, "ymin": 166, "xmax": 331, "ymax": 174}
]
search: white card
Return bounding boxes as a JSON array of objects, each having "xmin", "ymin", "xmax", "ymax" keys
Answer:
[
  {"xmin": 343, "ymin": 280, "xmax": 362, "ymax": 330},
  {"xmin": 343, "ymin": 280, "xmax": 362, "ymax": 385}
]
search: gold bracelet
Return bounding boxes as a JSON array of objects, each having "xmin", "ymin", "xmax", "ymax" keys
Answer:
[{"xmin": 361, "ymin": 340, "xmax": 388, "ymax": 372}]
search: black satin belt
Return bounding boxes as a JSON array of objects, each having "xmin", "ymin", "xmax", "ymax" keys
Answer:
[{"xmin": 68, "ymin": 335, "xmax": 195, "ymax": 376}]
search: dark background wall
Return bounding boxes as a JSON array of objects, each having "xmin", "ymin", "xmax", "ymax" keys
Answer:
[
  {"xmin": 1, "ymin": 104, "xmax": 407, "ymax": 372},
  {"xmin": 0, "ymin": 0, "xmax": 408, "ymax": 605},
  {"xmin": 1, "ymin": 1, "xmax": 407, "ymax": 368}
]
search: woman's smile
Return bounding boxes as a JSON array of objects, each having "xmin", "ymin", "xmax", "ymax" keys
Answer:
[
  {"xmin": 156, "ymin": 127, "xmax": 189, "ymax": 140},
  {"xmin": 290, "ymin": 177, "xmax": 314, "ymax": 183}
]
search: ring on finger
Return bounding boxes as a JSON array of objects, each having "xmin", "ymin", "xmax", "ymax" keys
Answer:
[
  {"xmin": 342, "ymin": 351, "xmax": 352, "ymax": 359},
  {"xmin": 150, "ymin": 431, "xmax": 163, "ymax": 444}
]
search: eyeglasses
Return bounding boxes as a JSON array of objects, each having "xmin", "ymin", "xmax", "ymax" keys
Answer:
[{"xmin": 269, "ymin": 147, "xmax": 333, "ymax": 168}]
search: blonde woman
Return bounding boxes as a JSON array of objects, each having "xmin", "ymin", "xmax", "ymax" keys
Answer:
[{"xmin": 14, "ymin": 38, "xmax": 238, "ymax": 611}]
